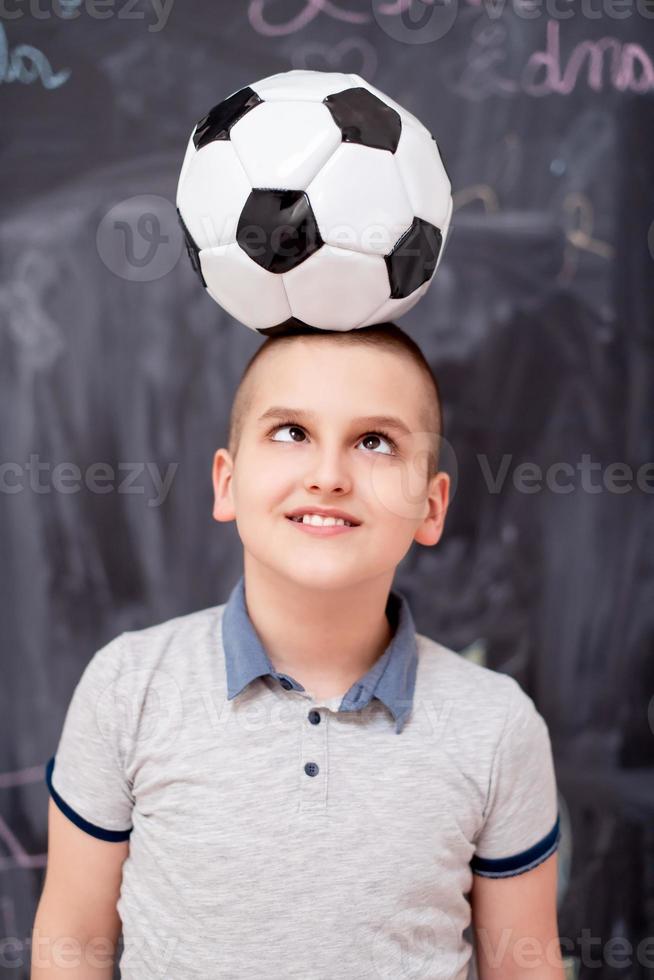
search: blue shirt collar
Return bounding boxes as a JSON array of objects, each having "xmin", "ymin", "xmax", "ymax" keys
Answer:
[{"xmin": 221, "ymin": 574, "xmax": 418, "ymax": 734}]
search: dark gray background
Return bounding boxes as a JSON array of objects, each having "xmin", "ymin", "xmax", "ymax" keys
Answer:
[{"xmin": 1, "ymin": 1, "xmax": 653, "ymax": 977}]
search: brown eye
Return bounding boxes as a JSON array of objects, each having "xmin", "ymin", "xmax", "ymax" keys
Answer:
[
  {"xmin": 357, "ymin": 433, "xmax": 394, "ymax": 455},
  {"xmin": 271, "ymin": 424, "xmax": 306, "ymax": 443}
]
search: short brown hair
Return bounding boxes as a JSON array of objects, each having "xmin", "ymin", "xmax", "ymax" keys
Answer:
[{"xmin": 228, "ymin": 322, "xmax": 444, "ymax": 479}]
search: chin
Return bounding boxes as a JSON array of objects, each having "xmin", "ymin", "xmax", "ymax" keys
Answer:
[{"xmin": 275, "ymin": 556, "xmax": 363, "ymax": 593}]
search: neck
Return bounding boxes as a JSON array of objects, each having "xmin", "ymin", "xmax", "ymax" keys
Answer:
[{"xmin": 241, "ymin": 555, "xmax": 396, "ymax": 699}]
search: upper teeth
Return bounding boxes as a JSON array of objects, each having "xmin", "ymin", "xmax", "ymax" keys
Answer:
[{"xmin": 291, "ymin": 514, "xmax": 354, "ymax": 527}]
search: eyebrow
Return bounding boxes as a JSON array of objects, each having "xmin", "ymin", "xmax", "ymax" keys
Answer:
[{"xmin": 257, "ymin": 406, "xmax": 413, "ymax": 437}]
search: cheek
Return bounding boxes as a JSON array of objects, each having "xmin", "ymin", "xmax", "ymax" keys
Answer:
[
  {"xmin": 233, "ymin": 449, "xmax": 297, "ymax": 508},
  {"xmin": 367, "ymin": 458, "xmax": 429, "ymax": 523}
]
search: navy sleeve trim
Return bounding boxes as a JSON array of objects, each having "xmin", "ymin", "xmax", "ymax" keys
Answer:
[
  {"xmin": 470, "ymin": 813, "xmax": 561, "ymax": 878},
  {"xmin": 45, "ymin": 755, "xmax": 132, "ymax": 843}
]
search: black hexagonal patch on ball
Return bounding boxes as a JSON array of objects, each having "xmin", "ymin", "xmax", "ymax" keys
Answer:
[
  {"xmin": 237, "ymin": 189, "xmax": 323, "ymax": 274},
  {"xmin": 257, "ymin": 318, "xmax": 324, "ymax": 337},
  {"xmin": 193, "ymin": 87, "xmax": 263, "ymax": 149},
  {"xmin": 323, "ymin": 87, "xmax": 402, "ymax": 153},
  {"xmin": 386, "ymin": 217, "xmax": 443, "ymax": 298},
  {"xmin": 176, "ymin": 207, "xmax": 206, "ymax": 287}
]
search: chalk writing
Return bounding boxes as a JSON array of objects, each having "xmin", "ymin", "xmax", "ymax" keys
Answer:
[
  {"xmin": 524, "ymin": 19, "xmax": 654, "ymax": 95},
  {"xmin": 291, "ymin": 36, "xmax": 379, "ymax": 76},
  {"xmin": 249, "ymin": 0, "xmax": 370, "ymax": 36},
  {"xmin": 247, "ymin": 0, "xmax": 432, "ymax": 36},
  {"xmin": 0, "ymin": 766, "xmax": 48, "ymax": 872},
  {"xmin": 442, "ymin": 18, "xmax": 518, "ymax": 99},
  {"xmin": 0, "ymin": 24, "xmax": 70, "ymax": 89},
  {"xmin": 453, "ymin": 181, "xmax": 615, "ymax": 290},
  {"xmin": 557, "ymin": 191, "xmax": 614, "ymax": 284},
  {"xmin": 453, "ymin": 184, "xmax": 501, "ymax": 213},
  {"xmin": 445, "ymin": 16, "xmax": 654, "ymax": 99}
]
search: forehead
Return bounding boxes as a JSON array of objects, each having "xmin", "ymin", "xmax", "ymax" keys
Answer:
[{"xmin": 247, "ymin": 340, "xmax": 426, "ymax": 426}]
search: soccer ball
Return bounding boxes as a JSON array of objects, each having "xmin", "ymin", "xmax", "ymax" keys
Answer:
[{"xmin": 176, "ymin": 69, "xmax": 453, "ymax": 335}]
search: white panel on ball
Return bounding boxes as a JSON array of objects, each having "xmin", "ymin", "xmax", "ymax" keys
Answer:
[
  {"xmin": 356, "ymin": 277, "xmax": 433, "ymax": 328},
  {"xmin": 394, "ymin": 126, "xmax": 451, "ymax": 230},
  {"xmin": 200, "ymin": 243, "xmax": 291, "ymax": 331},
  {"xmin": 307, "ymin": 144, "xmax": 413, "ymax": 256},
  {"xmin": 250, "ymin": 69, "xmax": 355, "ymax": 103},
  {"xmin": 229, "ymin": 101, "xmax": 342, "ymax": 191},
  {"xmin": 177, "ymin": 142, "xmax": 251, "ymax": 250},
  {"xmin": 282, "ymin": 245, "xmax": 390, "ymax": 331}
]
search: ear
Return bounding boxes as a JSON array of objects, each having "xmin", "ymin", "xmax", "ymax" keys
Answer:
[
  {"xmin": 413, "ymin": 471, "xmax": 450, "ymax": 547},
  {"xmin": 212, "ymin": 448, "xmax": 236, "ymax": 523}
]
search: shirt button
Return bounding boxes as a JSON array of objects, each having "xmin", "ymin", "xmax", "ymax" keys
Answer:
[
  {"xmin": 308, "ymin": 710, "xmax": 321, "ymax": 724},
  {"xmin": 278, "ymin": 677, "xmax": 293, "ymax": 690},
  {"xmin": 304, "ymin": 762, "xmax": 319, "ymax": 777}
]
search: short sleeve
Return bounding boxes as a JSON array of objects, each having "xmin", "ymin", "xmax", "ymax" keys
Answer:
[
  {"xmin": 45, "ymin": 634, "xmax": 134, "ymax": 842},
  {"xmin": 470, "ymin": 679, "xmax": 561, "ymax": 878}
]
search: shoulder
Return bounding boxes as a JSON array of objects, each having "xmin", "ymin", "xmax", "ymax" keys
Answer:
[
  {"xmin": 83, "ymin": 603, "xmax": 228, "ymax": 703},
  {"xmin": 412, "ymin": 631, "xmax": 541, "ymax": 743},
  {"xmin": 120, "ymin": 602, "xmax": 225, "ymax": 652},
  {"xmin": 68, "ymin": 604, "xmax": 229, "ymax": 762},
  {"xmin": 414, "ymin": 630, "xmax": 522, "ymax": 702}
]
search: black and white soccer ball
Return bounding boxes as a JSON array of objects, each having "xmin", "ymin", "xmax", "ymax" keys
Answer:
[{"xmin": 176, "ymin": 69, "xmax": 453, "ymax": 335}]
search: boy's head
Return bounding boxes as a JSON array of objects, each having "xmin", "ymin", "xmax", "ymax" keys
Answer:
[{"xmin": 212, "ymin": 323, "xmax": 450, "ymax": 591}]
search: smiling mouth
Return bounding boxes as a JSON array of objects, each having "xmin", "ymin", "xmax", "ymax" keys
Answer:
[{"xmin": 285, "ymin": 515, "xmax": 360, "ymax": 528}]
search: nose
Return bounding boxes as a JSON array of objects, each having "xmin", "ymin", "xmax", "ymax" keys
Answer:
[{"xmin": 302, "ymin": 441, "xmax": 352, "ymax": 495}]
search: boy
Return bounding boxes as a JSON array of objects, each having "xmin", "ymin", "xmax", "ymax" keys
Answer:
[{"xmin": 33, "ymin": 322, "xmax": 563, "ymax": 979}]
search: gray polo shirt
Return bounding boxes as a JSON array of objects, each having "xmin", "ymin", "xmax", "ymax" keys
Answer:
[{"xmin": 44, "ymin": 573, "xmax": 560, "ymax": 979}]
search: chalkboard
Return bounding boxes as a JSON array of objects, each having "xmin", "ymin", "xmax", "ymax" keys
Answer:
[{"xmin": 2, "ymin": 2, "xmax": 653, "ymax": 977}]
